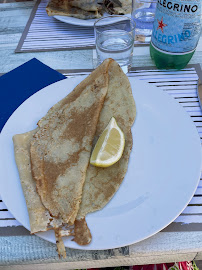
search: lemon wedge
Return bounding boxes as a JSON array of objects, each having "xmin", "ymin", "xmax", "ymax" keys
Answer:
[{"xmin": 90, "ymin": 117, "xmax": 125, "ymax": 168}]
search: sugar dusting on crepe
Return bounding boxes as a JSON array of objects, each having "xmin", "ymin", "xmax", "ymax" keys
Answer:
[
  {"xmin": 74, "ymin": 60, "xmax": 136, "ymax": 245},
  {"xmin": 13, "ymin": 59, "xmax": 136, "ymax": 257},
  {"xmin": 30, "ymin": 64, "xmax": 109, "ymax": 225}
]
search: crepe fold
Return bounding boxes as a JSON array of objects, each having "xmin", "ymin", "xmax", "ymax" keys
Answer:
[
  {"xmin": 13, "ymin": 59, "xmax": 136, "ymax": 257},
  {"xmin": 73, "ymin": 59, "xmax": 136, "ymax": 245},
  {"xmin": 13, "ymin": 129, "xmax": 61, "ymax": 234},
  {"xmin": 30, "ymin": 60, "xmax": 110, "ymax": 225},
  {"xmin": 77, "ymin": 60, "xmax": 136, "ymax": 218}
]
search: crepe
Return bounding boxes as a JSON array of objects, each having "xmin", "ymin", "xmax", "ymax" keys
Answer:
[
  {"xmin": 13, "ymin": 130, "xmax": 73, "ymax": 258},
  {"xmin": 13, "ymin": 59, "xmax": 136, "ymax": 255},
  {"xmin": 13, "ymin": 129, "xmax": 53, "ymax": 234},
  {"xmin": 13, "ymin": 60, "xmax": 112, "ymax": 257},
  {"xmin": 37, "ymin": 59, "xmax": 111, "ymax": 128},
  {"xmin": 30, "ymin": 60, "xmax": 111, "ymax": 226},
  {"xmin": 74, "ymin": 59, "xmax": 136, "ymax": 245},
  {"xmin": 46, "ymin": 0, "xmax": 102, "ymax": 19}
]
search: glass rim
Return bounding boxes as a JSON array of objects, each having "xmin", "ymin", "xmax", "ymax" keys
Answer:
[{"xmin": 94, "ymin": 15, "xmax": 136, "ymax": 33}]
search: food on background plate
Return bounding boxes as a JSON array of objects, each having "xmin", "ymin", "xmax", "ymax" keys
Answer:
[
  {"xmin": 46, "ymin": 0, "xmax": 102, "ymax": 19},
  {"xmin": 13, "ymin": 58, "xmax": 136, "ymax": 257},
  {"xmin": 46, "ymin": 0, "xmax": 132, "ymax": 19}
]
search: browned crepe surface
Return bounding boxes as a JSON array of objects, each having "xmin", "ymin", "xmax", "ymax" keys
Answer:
[
  {"xmin": 13, "ymin": 130, "xmax": 71, "ymax": 258},
  {"xmin": 30, "ymin": 60, "xmax": 111, "ymax": 225},
  {"xmin": 13, "ymin": 59, "xmax": 136, "ymax": 254},
  {"xmin": 13, "ymin": 129, "xmax": 54, "ymax": 234},
  {"xmin": 74, "ymin": 60, "xmax": 136, "ymax": 244}
]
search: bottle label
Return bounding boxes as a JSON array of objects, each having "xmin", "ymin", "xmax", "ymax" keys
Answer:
[{"xmin": 151, "ymin": 0, "xmax": 201, "ymax": 54}]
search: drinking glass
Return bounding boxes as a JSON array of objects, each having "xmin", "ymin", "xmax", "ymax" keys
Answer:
[
  {"xmin": 94, "ymin": 15, "xmax": 135, "ymax": 73},
  {"xmin": 132, "ymin": 0, "xmax": 157, "ymax": 42}
]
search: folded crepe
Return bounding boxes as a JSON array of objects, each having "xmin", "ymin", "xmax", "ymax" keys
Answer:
[
  {"xmin": 46, "ymin": 0, "xmax": 102, "ymax": 19},
  {"xmin": 13, "ymin": 129, "xmax": 63, "ymax": 234},
  {"xmin": 13, "ymin": 59, "xmax": 136, "ymax": 256},
  {"xmin": 74, "ymin": 59, "xmax": 136, "ymax": 245},
  {"xmin": 13, "ymin": 60, "xmax": 111, "ymax": 257},
  {"xmin": 46, "ymin": 0, "xmax": 131, "ymax": 18},
  {"xmin": 13, "ymin": 130, "xmax": 70, "ymax": 258},
  {"xmin": 30, "ymin": 60, "xmax": 110, "ymax": 226}
]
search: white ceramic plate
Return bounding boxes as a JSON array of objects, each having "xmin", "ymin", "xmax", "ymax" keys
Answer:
[
  {"xmin": 0, "ymin": 77, "xmax": 201, "ymax": 250},
  {"xmin": 54, "ymin": 13, "xmax": 131, "ymax": 27}
]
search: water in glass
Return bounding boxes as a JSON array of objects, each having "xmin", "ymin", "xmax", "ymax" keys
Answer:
[{"xmin": 96, "ymin": 29, "xmax": 134, "ymax": 70}]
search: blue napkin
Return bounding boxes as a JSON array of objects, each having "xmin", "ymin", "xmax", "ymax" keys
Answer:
[{"xmin": 0, "ymin": 58, "xmax": 66, "ymax": 132}]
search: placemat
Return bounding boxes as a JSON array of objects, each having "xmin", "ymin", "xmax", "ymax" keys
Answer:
[
  {"xmin": 15, "ymin": 0, "xmax": 149, "ymax": 53},
  {"xmin": 0, "ymin": 64, "xmax": 202, "ymax": 237}
]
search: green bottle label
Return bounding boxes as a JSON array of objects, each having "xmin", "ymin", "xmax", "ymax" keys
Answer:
[{"xmin": 151, "ymin": 0, "xmax": 201, "ymax": 54}]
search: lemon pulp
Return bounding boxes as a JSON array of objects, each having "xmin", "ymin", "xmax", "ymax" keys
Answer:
[{"xmin": 90, "ymin": 117, "xmax": 125, "ymax": 168}]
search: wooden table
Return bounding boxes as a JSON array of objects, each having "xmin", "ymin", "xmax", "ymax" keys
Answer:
[{"xmin": 1, "ymin": 1, "xmax": 202, "ymax": 269}]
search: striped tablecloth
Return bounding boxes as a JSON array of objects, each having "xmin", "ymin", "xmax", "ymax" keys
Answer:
[
  {"xmin": 1, "ymin": 65, "xmax": 202, "ymax": 234},
  {"xmin": 16, "ymin": 0, "xmax": 95, "ymax": 52}
]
